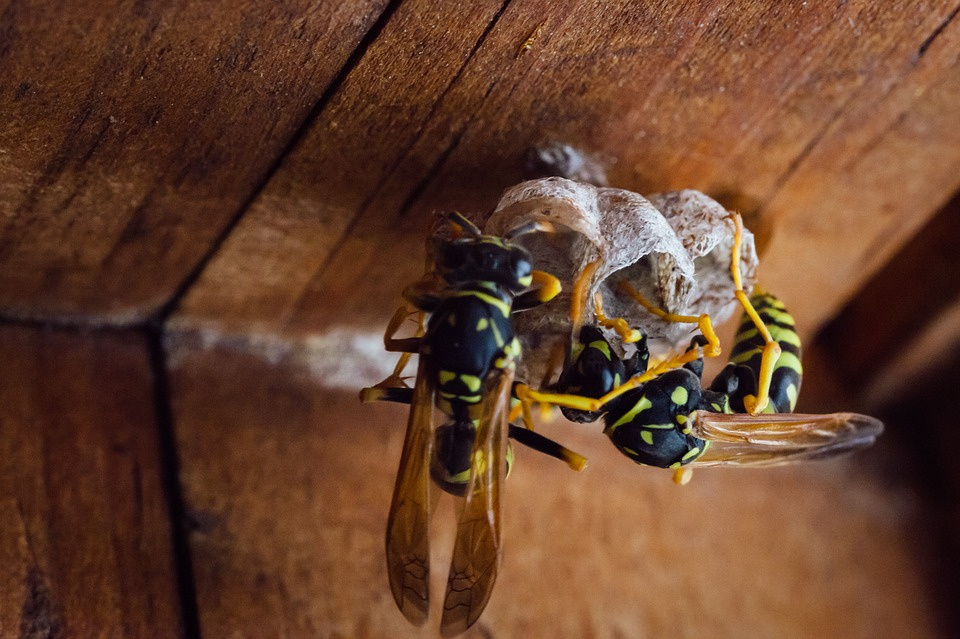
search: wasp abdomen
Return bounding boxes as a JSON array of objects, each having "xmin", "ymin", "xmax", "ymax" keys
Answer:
[
  {"xmin": 431, "ymin": 422, "xmax": 515, "ymax": 496},
  {"xmin": 710, "ymin": 292, "xmax": 803, "ymax": 413}
]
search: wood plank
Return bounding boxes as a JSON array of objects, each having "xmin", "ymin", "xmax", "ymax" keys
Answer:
[
  {"xmin": 172, "ymin": 0, "xmax": 514, "ymax": 337},
  {"xmin": 0, "ymin": 325, "xmax": 182, "ymax": 636},
  {"xmin": 172, "ymin": 0, "xmax": 960, "ymax": 358},
  {"xmin": 859, "ymin": 300, "xmax": 960, "ymax": 411},
  {"xmin": 0, "ymin": 0, "xmax": 389, "ymax": 324},
  {"xmin": 859, "ymin": 343, "xmax": 960, "ymax": 639},
  {"xmin": 817, "ymin": 191, "xmax": 960, "ymax": 407},
  {"xmin": 167, "ymin": 337, "xmax": 943, "ymax": 637},
  {"xmin": 760, "ymin": 9, "xmax": 960, "ymax": 335}
]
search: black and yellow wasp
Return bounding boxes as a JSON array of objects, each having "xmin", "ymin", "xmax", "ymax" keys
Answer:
[
  {"xmin": 360, "ymin": 212, "xmax": 582, "ymax": 635},
  {"xmin": 517, "ymin": 212, "xmax": 883, "ymax": 484}
]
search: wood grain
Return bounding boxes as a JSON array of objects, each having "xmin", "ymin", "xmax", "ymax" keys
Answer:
[
  {"xmin": 166, "ymin": 337, "xmax": 943, "ymax": 638},
  {"xmin": 172, "ymin": 0, "xmax": 960, "ymax": 351},
  {"xmin": 818, "ymin": 191, "xmax": 960, "ymax": 406},
  {"xmin": 161, "ymin": 5, "xmax": 960, "ymax": 633},
  {"xmin": 172, "ymin": 0, "xmax": 515, "ymax": 337},
  {"xmin": 760, "ymin": 5, "xmax": 960, "ymax": 334},
  {"xmin": 0, "ymin": 0, "xmax": 389, "ymax": 324},
  {"xmin": 0, "ymin": 326, "xmax": 181, "ymax": 636},
  {"xmin": 3, "ymin": 1, "xmax": 958, "ymax": 636}
]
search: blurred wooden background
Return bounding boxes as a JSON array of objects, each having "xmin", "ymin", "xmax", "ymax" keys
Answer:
[{"xmin": 2, "ymin": 1, "xmax": 958, "ymax": 637}]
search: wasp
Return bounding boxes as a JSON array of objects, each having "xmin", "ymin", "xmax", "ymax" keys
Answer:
[
  {"xmin": 517, "ymin": 213, "xmax": 883, "ymax": 484},
  {"xmin": 360, "ymin": 212, "xmax": 582, "ymax": 635}
]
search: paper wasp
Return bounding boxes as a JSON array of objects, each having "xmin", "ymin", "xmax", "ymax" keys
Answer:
[
  {"xmin": 359, "ymin": 212, "xmax": 582, "ymax": 635},
  {"xmin": 517, "ymin": 212, "xmax": 883, "ymax": 484}
]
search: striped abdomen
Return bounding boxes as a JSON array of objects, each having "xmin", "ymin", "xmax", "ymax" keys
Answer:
[{"xmin": 710, "ymin": 292, "xmax": 803, "ymax": 413}]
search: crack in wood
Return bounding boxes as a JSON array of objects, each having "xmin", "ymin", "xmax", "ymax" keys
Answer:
[
  {"xmin": 147, "ymin": 0, "xmax": 404, "ymax": 328},
  {"xmin": 915, "ymin": 2, "xmax": 960, "ymax": 61},
  {"xmin": 396, "ymin": 77, "xmax": 500, "ymax": 220},
  {"xmin": 145, "ymin": 327, "xmax": 201, "ymax": 639},
  {"xmin": 359, "ymin": 0, "xmax": 513, "ymax": 223},
  {"xmin": 764, "ymin": 3, "xmax": 960, "ymax": 212},
  {"xmin": 761, "ymin": 97, "xmax": 852, "ymax": 207},
  {"xmin": 19, "ymin": 568, "xmax": 65, "ymax": 639},
  {"xmin": 303, "ymin": 1, "xmax": 514, "ymax": 285}
]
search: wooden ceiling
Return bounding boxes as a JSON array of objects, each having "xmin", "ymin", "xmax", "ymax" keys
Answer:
[{"xmin": 1, "ymin": 1, "xmax": 958, "ymax": 636}]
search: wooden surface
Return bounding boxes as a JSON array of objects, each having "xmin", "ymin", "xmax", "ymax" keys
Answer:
[
  {"xmin": 0, "ymin": 326, "xmax": 182, "ymax": 636},
  {"xmin": 820, "ymin": 193, "xmax": 960, "ymax": 405},
  {"xmin": 166, "ymin": 340, "xmax": 942, "ymax": 639},
  {"xmin": 1, "ymin": 0, "xmax": 959, "ymax": 637},
  {"xmin": 0, "ymin": 0, "xmax": 388, "ymax": 324},
  {"xmin": 173, "ymin": 0, "xmax": 960, "ymax": 346}
]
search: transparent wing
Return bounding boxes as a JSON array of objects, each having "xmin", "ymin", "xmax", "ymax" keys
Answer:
[
  {"xmin": 384, "ymin": 359, "xmax": 436, "ymax": 625},
  {"xmin": 691, "ymin": 411, "xmax": 884, "ymax": 467},
  {"xmin": 439, "ymin": 367, "xmax": 513, "ymax": 637}
]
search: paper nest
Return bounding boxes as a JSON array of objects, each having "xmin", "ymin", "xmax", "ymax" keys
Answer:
[{"xmin": 484, "ymin": 177, "xmax": 758, "ymax": 383}]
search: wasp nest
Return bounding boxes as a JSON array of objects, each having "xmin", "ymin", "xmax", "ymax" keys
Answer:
[{"xmin": 484, "ymin": 177, "xmax": 759, "ymax": 383}]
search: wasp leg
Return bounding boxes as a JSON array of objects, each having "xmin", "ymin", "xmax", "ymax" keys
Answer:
[
  {"xmin": 727, "ymin": 212, "xmax": 781, "ymax": 415},
  {"xmin": 540, "ymin": 339, "xmax": 568, "ymax": 390},
  {"xmin": 504, "ymin": 339, "xmax": 567, "ymax": 427},
  {"xmin": 381, "ymin": 303, "xmax": 425, "ymax": 354},
  {"xmin": 380, "ymin": 322, "xmax": 427, "ymax": 388},
  {"xmin": 507, "ymin": 425, "xmax": 587, "ymax": 471},
  {"xmin": 361, "ymin": 305, "xmax": 427, "ymax": 402},
  {"xmin": 362, "ymin": 384, "xmax": 585, "ymax": 470},
  {"xmin": 360, "ymin": 386, "xmax": 414, "ymax": 404},
  {"xmin": 508, "ymin": 261, "xmax": 601, "ymax": 426},
  {"xmin": 672, "ymin": 467, "xmax": 694, "ymax": 485},
  {"xmin": 517, "ymin": 323, "xmax": 721, "ymax": 419},
  {"xmin": 593, "ymin": 292, "xmax": 643, "ymax": 344},
  {"xmin": 617, "ymin": 281, "xmax": 721, "ymax": 359},
  {"xmin": 358, "ymin": 339, "xmax": 422, "ymax": 402},
  {"xmin": 569, "ymin": 259, "xmax": 601, "ymax": 336},
  {"xmin": 514, "ymin": 341, "xmax": 709, "ymax": 421},
  {"xmin": 402, "ymin": 280, "xmax": 445, "ymax": 315},
  {"xmin": 514, "ymin": 270, "xmax": 562, "ymax": 311},
  {"xmin": 535, "ymin": 341, "xmax": 567, "ymax": 424},
  {"xmin": 568, "ymin": 259, "xmax": 642, "ymax": 344}
]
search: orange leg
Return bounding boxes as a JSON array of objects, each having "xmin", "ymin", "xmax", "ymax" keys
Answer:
[
  {"xmin": 617, "ymin": 281, "xmax": 721, "ymax": 359},
  {"xmin": 570, "ymin": 259, "xmax": 601, "ymax": 335},
  {"xmin": 727, "ymin": 212, "xmax": 780, "ymax": 415},
  {"xmin": 593, "ymin": 292, "xmax": 643, "ymax": 344}
]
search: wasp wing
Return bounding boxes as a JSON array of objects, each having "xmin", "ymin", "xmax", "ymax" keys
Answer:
[
  {"xmin": 384, "ymin": 358, "xmax": 436, "ymax": 625},
  {"xmin": 439, "ymin": 367, "xmax": 513, "ymax": 637},
  {"xmin": 691, "ymin": 411, "xmax": 883, "ymax": 467}
]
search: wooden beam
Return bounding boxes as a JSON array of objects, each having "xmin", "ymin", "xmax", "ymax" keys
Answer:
[
  {"xmin": 0, "ymin": 326, "xmax": 182, "ymax": 635},
  {"xmin": 166, "ymin": 334, "xmax": 943, "ymax": 637},
  {"xmin": 0, "ymin": 0, "xmax": 390, "ymax": 324},
  {"xmin": 760, "ymin": 11, "xmax": 960, "ymax": 336},
  {"xmin": 170, "ymin": 0, "xmax": 960, "ymax": 360},
  {"xmin": 818, "ymin": 191, "xmax": 960, "ymax": 408}
]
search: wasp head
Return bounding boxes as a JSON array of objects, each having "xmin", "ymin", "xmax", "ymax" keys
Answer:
[{"xmin": 437, "ymin": 212, "xmax": 543, "ymax": 293}]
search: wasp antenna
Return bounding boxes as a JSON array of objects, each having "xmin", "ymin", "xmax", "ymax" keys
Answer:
[
  {"xmin": 505, "ymin": 219, "xmax": 554, "ymax": 240},
  {"xmin": 447, "ymin": 211, "xmax": 481, "ymax": 237}
]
